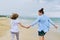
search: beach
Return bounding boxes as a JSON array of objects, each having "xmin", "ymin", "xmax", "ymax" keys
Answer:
[{"xmin": 0, "ymin": 17, "xmax": 60, "ymax": 40}]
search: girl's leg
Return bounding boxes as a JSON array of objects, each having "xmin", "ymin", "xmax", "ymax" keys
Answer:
[
  {"xmin": 11, "ymin": 32, "xmax": 15, "ymax": 40},
  {"xmin": 39, "ymin": 36, "xmax": 44, "ymax": 40},
  {"xmin": 16, "ymin": 32, "xmax": 19, "ymax": 40}
]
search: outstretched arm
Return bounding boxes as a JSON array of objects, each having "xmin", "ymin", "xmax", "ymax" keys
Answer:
[
  {"xmin": 26, "ymin": 25, "xmax": 31, "ymax": 29},
  {"xmin": 18, "ymin": 23, "xmax": 27, "ymax": 28},
  {"xmin": 48, "ymin": 18, "xmax": 58, "ymax": 29},
  {"xmin": 27, "ymin": 17, "xmax": 40, "ymax": 29}
]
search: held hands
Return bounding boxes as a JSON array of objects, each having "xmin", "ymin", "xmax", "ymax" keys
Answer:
[
  {"xmin": 19, "ymin": 23, "xmax": 31, "ymax": 29},
  {"xmin": 54, "ymin": 25, "xmax": 58, "ymax": 29},
  {"xmin": 25, "ymin": 25, "xmax": 31, "ymax": 29}
]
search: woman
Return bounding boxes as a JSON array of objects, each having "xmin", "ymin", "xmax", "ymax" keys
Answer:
[{"xmin": 27, "ymin": 8, "xmax": 58, "ymax": 40}]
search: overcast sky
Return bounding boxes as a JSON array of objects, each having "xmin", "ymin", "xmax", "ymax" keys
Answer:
[{"xmin": 0, "ymin": 0, "xmax": 60, "ymax": 17}]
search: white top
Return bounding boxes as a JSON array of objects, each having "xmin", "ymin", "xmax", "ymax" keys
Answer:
[
  {"xmin": 30, "ymin": 14, "xmax": 54, "ymax": 32},
  {"xmin": 10, "ymin": 19, "xmax": 20, "ymax": 32}
]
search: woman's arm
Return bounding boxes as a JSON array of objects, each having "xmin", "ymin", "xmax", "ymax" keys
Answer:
[
  {"xmin": 27, "ymin": 17, "xmax": 40, "ymax": 28},
  {"xmin": 48, "ymin": 18, "xmax": 58, "ymax": 29}
]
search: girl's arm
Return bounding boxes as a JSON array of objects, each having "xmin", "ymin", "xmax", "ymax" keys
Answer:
[
  {"xmin": 18, "ymin": 23, "xmax": 27, "ymax": 28},
  {"xmin": 48, "ymin": 18, "xmax": 58, "ymax": 29}
]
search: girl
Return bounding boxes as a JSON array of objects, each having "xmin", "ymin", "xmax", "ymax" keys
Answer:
[
  {"xmin": 10, "ymin": 13, "xmax": 27, "ymax": 40},
  {"xmin": 27, "ymin": 8, "xmax": 58, "ymax": 40}
]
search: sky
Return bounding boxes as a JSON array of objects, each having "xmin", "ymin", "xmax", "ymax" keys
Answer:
[{"xmin": 0, "ymin": 0, "xmax": 60, "ymax": 18}]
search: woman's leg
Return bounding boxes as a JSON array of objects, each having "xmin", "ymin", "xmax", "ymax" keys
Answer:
[
  {"xmin": 39, "ymin": 36, "xmax": 44, "ymax": 40},
  {"xmin": 38, "ymin": 31, "xmax": 46, "ymax": 40},
  {"xmin": 16, "ymin": 32, "xmax": 19, "ymax": 40}
]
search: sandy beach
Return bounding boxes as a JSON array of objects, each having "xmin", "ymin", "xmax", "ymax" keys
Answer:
[{"xmin": 0, "ymin": 17, "xmax": 60, "ymax": 40}]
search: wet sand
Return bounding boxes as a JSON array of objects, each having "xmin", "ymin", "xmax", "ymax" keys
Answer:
[{"xmin": 0, "ymin": 17, "xmax": 60, "ymax": 40}]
